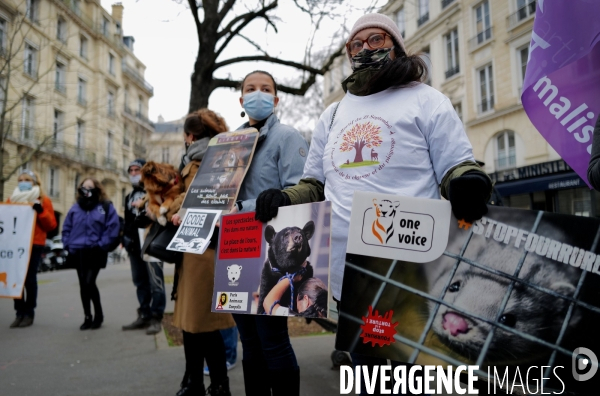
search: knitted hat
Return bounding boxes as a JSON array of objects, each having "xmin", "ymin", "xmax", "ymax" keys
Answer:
[
  {"xmin": 346, "ymin": 13, "xmax": 406, "ymax": 61},
  {"xmin": 128, "ymin": 158, "xmax": 146, "ymax": 172}
]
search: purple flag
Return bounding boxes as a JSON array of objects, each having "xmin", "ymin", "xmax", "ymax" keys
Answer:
[{"xmin": 522, "ymin": 0, "xmax": 600, "ymax": 187}]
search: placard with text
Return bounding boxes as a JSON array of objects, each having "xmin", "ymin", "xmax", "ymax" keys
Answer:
[{"xmin": 212, "ymin": 202, "xmax": 331, "ymax": 318}]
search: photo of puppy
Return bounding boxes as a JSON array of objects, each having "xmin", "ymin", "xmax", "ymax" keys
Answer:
[
  {"xmin": 141, "ymin": 161, "xmax": 184, "ymax": 226},
  {"xmin": 257, "ymin": 221, "xmax": 315, "ymax": 315}
]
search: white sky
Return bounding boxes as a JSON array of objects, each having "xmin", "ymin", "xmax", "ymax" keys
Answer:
[{"xmin": 99, "ymin": 0, "xmax": 379, "ymax": 130}]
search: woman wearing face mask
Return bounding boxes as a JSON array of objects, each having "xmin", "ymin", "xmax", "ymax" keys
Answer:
[
  {"xmin": 7, "ymin": 170, "xmax": 57, "ymax": 328},
  {"xmin": 62, "ymin": 178, "xmax": 120, "ymax": 330},
  {"xmin": 170, "ymin": 109, "xmax": 235, "ymax": 396},
  {"xmin": 254, "ymin": 14, "xmax": 492, "ymax": 396},
  {"xmin": 226, "ymin": 70, "xmax": 309, "ymax": 396}
]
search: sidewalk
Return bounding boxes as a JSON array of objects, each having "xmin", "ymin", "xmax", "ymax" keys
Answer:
[{"xmin": 0, "ymin": 262, "xmax": 341, "ymax": 396}]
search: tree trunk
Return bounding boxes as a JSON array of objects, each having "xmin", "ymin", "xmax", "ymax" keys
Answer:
[
  {"xmin": 188, "ymin": 71, "xmax": 215, "ymax": 113},
  {"xmin": 353, "ymin": 142, "xmax": 365, "ymax": 163}
]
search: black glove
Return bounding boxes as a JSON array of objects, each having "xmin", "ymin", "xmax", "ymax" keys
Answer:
[
  {"xmin": 255, "ymin": 189, "xmax": 291, "ymax": 222},
  {"xmin": 448, "ymin": 172, "xmax": 491, "ymax": 223},
  {"xmin": 32, "ymin": 202, "xmax": 43, "ymax": 214}
]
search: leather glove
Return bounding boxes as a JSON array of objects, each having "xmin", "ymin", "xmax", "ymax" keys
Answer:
[
  {"xmin": 32, "ymin": 202, "xmax": 43, "ymax": 214},
  {"xmin": 448, "ymin": 172, "xmax": 491, "ymax": 223},
  {"xmin": 255, "ymin": 189, "xmax": 291, "ymax": 222}
]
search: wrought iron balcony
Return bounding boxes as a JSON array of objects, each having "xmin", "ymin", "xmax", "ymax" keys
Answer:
[
  {"xmin": 441, "ymin": 0, "xmax": 455, "ymax": 9},
  {"xmin": 122, "ymin": 64, "xmax": 154, "ymax": 95},
  {"xmin": 417, "ymin": 13, "xmax": 429, "ymax": 27},
  {"xmin": 469, "ymin": 26, "xmax": 493, "ymax": 50},
  {"xmin": 445, "ymin": 65, "xmax": 460, "ymax": 79},
  {"xmin": 477, "ymin": 97, "xmax": 495, "ymax": 114},
  {"xmin": 507, "ymin": 1, "xmax": 536, "ymax": 29}
]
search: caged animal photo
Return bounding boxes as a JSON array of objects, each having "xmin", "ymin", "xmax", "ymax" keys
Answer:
[
  {"xmin": 140, "ymin": 161, "xmax": 184, "ymax": 226},
  {"xmin": 337, "ymin": 205, "xmax": 600, "ymax": 390},
  {"xmin": 257, "ymin": 221, "xmax": 315, "ymax": 315}
]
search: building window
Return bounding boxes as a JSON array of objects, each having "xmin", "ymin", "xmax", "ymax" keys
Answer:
[
  {"xmin": 55, "ymin": 62, "xmax": 66, "ymax": 93},
  {"xmin": 107, "ymin": 131, "xmax": 113, "ymax": 160},
  {"xmin": 57, "ymin": 17, "xmax": 67, "ymax": 43},
  {"xmin": 108, "ymin": 91, "xmax": 115, "ymax": 117},
  {"xmin": 396, "ymin": 8, "xmax": 405, "ymax": 37},
  {"xmin": 442, "ymin": 0, "xmax": 455, "ymax": 8},
  {"xmin": 517, "ymin": 45, "xmax": 529, "ymax": 95},
  {"xmin": 48, "ymin": 167, "xmax": 59, "ymax": 198},
  {"xmin": 162, "ymin": 147, "xmax": 170, "ymax": 163},
  {"xmin": 496, "ymin": 131, "xmax": 516, "ymax": 170},
  {"xmin": 477, "ymin": 64, "xmax": 494, "ymax": 113},
  {"xmin": 137, "ymin": 96, "xmax": 143, "ymax": 117},
  {"xmin": 102, "ymin": 17, "xmax": 110, "ymax": 37},
  {"xmin": 108, "ymin": 53, "xmax": 115, "ymax": 75},
  {"xmin": 26, "ymin": 0, "xmax": 38, "ymax": 22},
  {"xmin": 24, "ymin": 44, "xmax": 37, "ymax": 77},
  {"xmin": 420, "ymin": 50, "xmax": 432, "ymax": 85},
  {"xmin": 77, "ymin": 77, "xmax": 87, "ymax": 105},
  {"xmin": 21, "ymin": 96, "xmax": 34, "ymax": 139},
  {"xmin": 123, "ymin": 124, "xmax": 130, "ymax": 146},
  {"xmin": 79, "ymin": 35, "xmax": 88, "ymax": 59},
  {"xmin": 516, "ymin": 0, "xmax": 536, "ymax": 22},
  {"xmin": 53, "ymin": 109, "xmax": 64, "ymax": 142},
  {"xmin": 417, "ymin": 0, "xmax": 429, "ymax": 27},
  {"xmin": 453, "ymin": 102, "xmax": 463, "ymax": 122},
  {"xmin": 76, "ymin": 120, "xmax": 84, "ymax": 149},
  {"xmin": 475, "ymin": 1, "xmax": 492, "ymax": 45},
  {"xmin": 19, "ymin": 162, "xmax": 29, "ymax": 175},
  {"xmin": 0, "ymin": 77, "xmax": 5, "ymax": 112},
  {"xmin": 445, "ymin": 29, "xmax": 460, "ymax": 78},
  {"xmin": 1, "ymin": 18, "xmax": 7, "ymax": 53}
]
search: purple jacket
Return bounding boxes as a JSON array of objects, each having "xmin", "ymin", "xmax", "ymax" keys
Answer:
[{"xmin": 62, "ymin": 201, "xmax": 120, "ymax": 251}]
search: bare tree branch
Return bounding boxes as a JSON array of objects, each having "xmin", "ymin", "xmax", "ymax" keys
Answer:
[{"xmin": 215, "ymin": 56, "xmax": 324, "ymax": 74}]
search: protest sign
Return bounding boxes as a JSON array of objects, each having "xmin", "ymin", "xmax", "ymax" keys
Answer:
[
  {"xmin": 212, "ymin": 202, "xmax": 331, "ymax": 318},
  {"xmin": 181, "ymin": 129, "xmax": 259, "ymax": 213},
  {"xmin": 522, "ymin": 1, "xmax": 600, "ymax": 186},
  {"xmin": 0, "ymin": 203, "xmax": 36, "ymax": 298},
  {"xmin": 336, "ymin": 195, "xmax": 600, "ymax": 394},
  {"xmin": 166, "ymin": 209, "xmax": 220, "ymax": 255}
]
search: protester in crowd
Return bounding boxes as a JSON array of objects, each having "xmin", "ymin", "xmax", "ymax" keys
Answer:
[
  {"xmin": 8, "ymin": 170, "xmax": 57, "ymax": 328},
  {"xmin": 169, "ymin": 109, "xmax": 234, "ymax": 396},
  {"xmin": 62, "ymin": 178, "xmax": 120, "ymax": 330},
  {"xmin": 122, "ymin": 159, "xmax": 166, "ymax": 335},
  {"xmin": 264, "ymin": 277, "xmax": 328, "ymax": 318},
  {"xmin": 254, "ymin": 14, "xmax": 491, "ymax": 396},
  {"xmin": 204, "ymin": 326, "xmax": 238, "ymax": 376},
  {"xmin": 476, "ymin": 160, "xmax": 504, "ymax": 206},
  {"xmin": 587, "ymin": 115, "xmax": 600, "ymax": 189},
  {"xmin": 223, "ymin": 70, "xmax": 309, "ymax": 396}
]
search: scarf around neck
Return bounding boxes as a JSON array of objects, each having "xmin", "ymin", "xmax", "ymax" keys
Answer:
[
  {"xmin": 181, "ymin": 137, "xmax": 210, "ymax": 168},
  {"xmin": 10, "ymin": 185, "xmax": 40, "ymax": 203}
]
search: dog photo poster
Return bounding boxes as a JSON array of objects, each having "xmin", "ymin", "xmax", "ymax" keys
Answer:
[
  {"xmin": 166, "ymin": 208, "xmax": 220, "ymax": 255},
  {"xmin": 211, "ymin": 202, "xmax": 331, "ymax": 318},
  {"xmin": 181, "ymin": 128, "xmax": 259, "ymax": 213},
  {"xmin": 336, "ymin": 196, "xmax": 600, "ymax": 394}
]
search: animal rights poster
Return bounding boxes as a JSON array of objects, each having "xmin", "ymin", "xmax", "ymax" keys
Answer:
[
  {"xmin": 166, "ymin": 208, "xmax": 220, "ymax": 255},
  {"xmin": 336, "ymin": 195, "xmax": 600, "ymax": 395},
  {"xmin": 212, "ymin": 202, "xmax": 331, "ymax": 318},
  {"xmin": 181, "ymin": 128, "xmax": 259, "ymax": 213},
  {"xmin": 0, "ymin": 203, "xmax": 36, "ymax": 298}
]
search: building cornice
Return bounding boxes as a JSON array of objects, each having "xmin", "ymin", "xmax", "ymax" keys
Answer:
[{"xmin": 466, "ymin": 103, "xmax": 523, "ymax": 128}]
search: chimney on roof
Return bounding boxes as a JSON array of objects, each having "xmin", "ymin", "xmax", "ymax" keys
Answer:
[{"xmin": 112, "ymin": 3, "xmax": 124, "ymax": 24}]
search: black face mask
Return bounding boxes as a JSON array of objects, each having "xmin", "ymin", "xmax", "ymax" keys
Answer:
[{"xmin": 79, "ymin": 187, "xmax": 97, "ymax": 199}]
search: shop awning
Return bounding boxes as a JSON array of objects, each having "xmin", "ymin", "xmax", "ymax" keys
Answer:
[{"xmin": 495, "ymin": 172, "xmax": 587, "ymax": 196}]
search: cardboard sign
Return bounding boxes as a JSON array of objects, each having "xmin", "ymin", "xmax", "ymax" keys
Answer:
[
  {"xmin": 166, "ymin": 209, "xmax": 220, "ymax": 255},
  {"xmin": 212, "ymin": 202, "xmax": 331, "ymax": 318},
  {"xmin": 0, "ymin": 204, "xmax": 36, "ymax": 298},
  {"xmin": 337, "ymin": 202, "xmax": 600, "ymax": 394},
  {"xmin": 181, "ymin": 129, "xmax": 259, "ymax": 213}
]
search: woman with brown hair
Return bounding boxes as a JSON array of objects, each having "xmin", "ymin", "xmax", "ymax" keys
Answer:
[
  {"xmin": 170, "ymin": 109, "xmax": 235, "ymax": 396},
  {"xmin": 62, "ymin": 178, "xmax": 120, "ymax": 330},
  {"xmin": 7, "ymin": 170, "xmax": 57, "ymax": 328}
]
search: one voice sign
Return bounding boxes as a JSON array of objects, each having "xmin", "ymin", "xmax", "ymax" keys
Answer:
[{"xmin": 346, "ymin": 191, "xmax": 451, "ymax": 262}]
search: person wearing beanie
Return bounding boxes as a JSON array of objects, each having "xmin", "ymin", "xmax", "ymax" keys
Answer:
[
  {"xmin": 122, "ymin": 158, "xmax": 166, "ymax": 335},
  {"xmin": 254, "ymin": 13, "xmax": 492, "ymax": 396}
]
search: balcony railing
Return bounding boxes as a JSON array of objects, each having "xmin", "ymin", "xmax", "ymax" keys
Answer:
[
  {"xmin": 417, "ymin": 13, "xmax": 429, "ymax": 27},
  {"xmin": 108, "ymin": 108, "xmax": 116, "ymax": 118},
  {"xmin": 441, "ymin": 0, "xmax": 455, "ymax": 8},
  {"xmin": 77, "ymin": 97, "xmax": 87, "ymax": 107},
  {"xmin": 136, "ymin": 111, "xmax": 154, "ymax": 127},
  {"xmin": 103, "ymin": 157, "xmax": 118, "ymax": 171},
  {"xmin": 122, "ymin": 64, "xmax": 154, "ymax": 95},
  {"xmin": 55, "ymin": 83, "xmax": 66, "ymax": 94},
  {"xmin": 133, "ymin": 143, "xmax": 147, "ymax": 156},
  {"xmin": 477, "ymin": 97, "xmax": 495, "ymax": 114},
  {"xmin": 469, "ymin": 26, "xmax": 493, "ymax": 50},
  {"xmin": 507, "ymin": 1, "xmax": 536, "ymax": 29},
  {"xmin": 495, "ymin": 155, "xmax": 516, "ymax": 171},
  {"xmin": 445, "ymin": 65, "xmax": 460, "ymax": 79}
]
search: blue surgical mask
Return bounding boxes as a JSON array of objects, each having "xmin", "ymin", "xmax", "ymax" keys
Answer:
[
  {"xmin": 129, "ymin": 174, "xmax": 141, "ymax": 186},
  {"xmin": 242, "ymin": 91, "xmax": 275, "ymax": 122},
  {"xmin": 18, "ymin": 181, "xmax": 33, "ymax": 191}
]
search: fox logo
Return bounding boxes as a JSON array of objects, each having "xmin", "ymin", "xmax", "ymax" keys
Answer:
[{"xmin": 372, "ymin": 199, "xmax": 399, "ymax": 244}]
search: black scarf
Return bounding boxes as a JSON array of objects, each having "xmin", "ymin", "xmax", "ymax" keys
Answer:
[{"xmin": 77, "ymin": 196, "xmax": 99, "ymax": 212}]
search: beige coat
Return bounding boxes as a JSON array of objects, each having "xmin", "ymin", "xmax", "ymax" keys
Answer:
[{"xmin": 172, "ymin": 160, "xmax": 235, "ymax": 333}]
